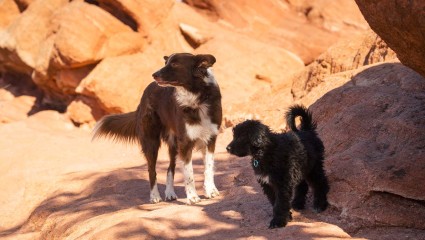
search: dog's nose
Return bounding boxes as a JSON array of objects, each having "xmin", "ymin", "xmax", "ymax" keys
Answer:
[
  {"xmin": 226, "ymin": 145, "xmax": 231, "ymax": 152},
  {"xmin": 152, "ymin": 71, "xmax": 160, "ymax": 79}
]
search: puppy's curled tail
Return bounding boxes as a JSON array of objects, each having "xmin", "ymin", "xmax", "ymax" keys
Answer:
[
  {"xmin": 285, "ymin": 104, "xmax": 317, "ymax": 132},
  {"xmin": 92, "ymin": 111, "xmax": 138, "ymax": 143}
]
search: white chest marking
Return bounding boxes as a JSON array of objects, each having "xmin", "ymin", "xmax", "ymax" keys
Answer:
[
  {"xmin": 185, "ymin": 104, "xmax": 218, "ymax": 143},
  {"xmin": 256, "ymin": 174, "xmax": 270, "ymax": 185},
  {"xmin": 174, "ymin": 87, "xmax": 218, "ymax": 143},
  {"xmin": 175, "ymin": 87, "xmax": 200, "ymax": 108}
]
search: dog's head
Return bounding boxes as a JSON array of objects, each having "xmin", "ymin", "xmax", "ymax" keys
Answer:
[
  {"xmin": 152, "ymin": 53, "xmax": 216, "ymax": 87},
  {"xmin": 226, "ymin": 120, "xmax": 272, "ymax": 157}
]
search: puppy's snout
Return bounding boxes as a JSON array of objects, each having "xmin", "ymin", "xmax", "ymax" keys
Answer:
[{"xmin": 226, "ymin": 145, "xmax": 232, "ymax": 152}]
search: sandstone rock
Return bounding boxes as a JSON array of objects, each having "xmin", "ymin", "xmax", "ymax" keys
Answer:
[
  {"xmin": 179, "ymin": 23, "xmax": 211, "ymax": 48},
  {"xmin": 354, "ymin": 0, "xmax": 425, "ymax": 77},
  {"xmin": 76, "ymin": 53, "xmax": 156, "ymax": 114},
  {"xmin": 0, "ymin": 95, "xmax": 35, "ymax": 123},
  {"xmin": 223, "ymin": 30, "xmax": 397, "ymax": 129},
  {"xmin": 196, "ymin": 29, "xmax": 305, "ymax": 108},
  {"xmin": 310, "ymin": 63, "xmax": 425, "ymax": 228},
  {"xmin": 48, "ymin": 1, "xmax": 146, "ymax": 69},
  {"xmin": 183, "ymin": 0, "xmax": 367, "ymax": 64},
  {"xmin": 90, "ymin": 0, "xmax": 174, "ymax": 34},
  {"xmin": 0, "ymin": 120, "xmax": 364, "ymax": 239},
  {"xmin": 66, "ymin": 96, "xmax": 106, "ymax": 126},
  {"xmin": 0, "ymin": 0, "xmax": 69, "ymax": 73},
  {"xmin": 291, "ymin": 30, "xmax": 397, "ymax": 100},
  {"xmin": 286, "ymin": 0, "xmax": 368, "ymax": 32},
  {"xmin": 0, "ymin": 0, "xmax": 21, "ymax": 30}
]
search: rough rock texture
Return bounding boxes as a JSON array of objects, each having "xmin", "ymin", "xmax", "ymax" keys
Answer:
[
  {"xmin": 1, "ymin": 1, "xmax": 425, "ymax": 239},
  {"xmin": 0, "ymin": 0, "xmax": 21, "ymax": 30},
  {"xmin": 224, "ymin": 31, "xmax": 397, "ymax": 129},
  {"xmin": 310, "ymin": 63, "xmax": 425, "ymax": 229},
  {"xmin": 290, "ymin": 30, "xmax": 397, "ymax": 100},
  {"xmin": 354, "ymin": 0, "xmax": 425, "ymax": 77},
  {"xmin": 0, "ymin": 0, "xmax": 369, "ymax": 125},
  {"xmin": 0, "ymin": 0, "xmax": 68, "ymax": 74},
  {"xmin": 3, "ymin": 112, "xmax": 423, "ymax": 239},
  {"xmin": 184, "ymin": 0, "xmax": 368, "ymax": 63}
]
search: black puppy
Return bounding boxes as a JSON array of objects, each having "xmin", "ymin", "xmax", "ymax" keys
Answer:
[{"xmin": 226, "ymin": 105, "xmax": 329, "ymax": 228}]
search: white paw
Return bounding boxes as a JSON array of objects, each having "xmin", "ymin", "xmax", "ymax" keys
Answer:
[
  {"xmin": 150, "ymin": 196, "xmax": 162, "ymax": 203},
  {"xmin": 186, "ymin": 195, "xmax": 201, "ymax": 205},
  {"xmin": 165, "ymin": 189, "xmax": 178, "ymax": 201},
  {"xmin": 204, "ymin": 184, "xmax": 220, "ymax": 199},
  {"xmin": 150, "ymin": 189, "xmax": 162, "ymax": 203}
]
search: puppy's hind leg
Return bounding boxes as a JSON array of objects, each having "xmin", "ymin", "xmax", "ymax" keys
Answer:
[
  {"xmin": 165, "ymin": 140, "xmax": 178, "ymax": 201},
  {"xmin": 291, "ymin": 180, "xmax": 308, "ymax": 211},
  {"xmin": 307, "ymin": 163, "xmax": 329, "ymax": 213},
  {"xmin": 269, "ymin": 185, "xmax": 293, "ymax": 228}
]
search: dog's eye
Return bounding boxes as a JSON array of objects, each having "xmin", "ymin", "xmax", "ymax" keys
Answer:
[{"xmin": 171, "ymin": 63, "xmax": 178, "ymax": 68}]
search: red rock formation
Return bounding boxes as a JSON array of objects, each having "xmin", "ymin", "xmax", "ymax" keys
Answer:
[
  {"xmin": 310, "ymin": 63, "xmax": 425, "ymax": 228},
  {"xmin": 355, "ymin": 0, "xmax": 425, "ymax": 77}
]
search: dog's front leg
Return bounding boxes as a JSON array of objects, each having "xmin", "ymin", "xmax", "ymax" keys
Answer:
[
  {"xmin": 203, "ymin": 138, "xmax": 219, "ymax": 199},
  {"xmin": 179, "ymin": 145, "xmax": 201, "ymax": 204},
  {"xmin": 269, "ymin": 185, "xmax": 292, "ymax": 229}
]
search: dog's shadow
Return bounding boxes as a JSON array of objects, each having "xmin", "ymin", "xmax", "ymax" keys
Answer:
[{"xmin": 0, "ymin": 159, "xmax": 187, "ymax": 237}]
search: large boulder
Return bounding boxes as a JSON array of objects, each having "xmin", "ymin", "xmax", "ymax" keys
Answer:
[
  {"xmin": 310, "ymin": 63, "xmax": 425, "ymax": 228},
  {"xmin": 183, "ymin": 0, "xmax": 368, "ymax": 63},
  {"xmin": 291, "ymin": 30, "xmax": 397, "ymax": 100},
  {"xmin": 354, "ymin": 0, "xmax": 425, "ymax": 77},
  {"xmin": 0, "ymin": 0, "xmax": 68, "ymax": 74},
  {"xmin": 223, "ymin": 31, "xmax": 397, "ymax": 129},
  {"xmin": 0, "ymin": 0, "xmax": 21, "ymax": 30}
]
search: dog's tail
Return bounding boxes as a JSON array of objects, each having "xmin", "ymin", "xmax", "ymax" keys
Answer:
[
  {"xmin": 285, "ymin": 104, "xmax": 317, "ymax": 132},
  {"xmin": 92, "ymin": 111, "xmax": 138, "ymax": 143}
]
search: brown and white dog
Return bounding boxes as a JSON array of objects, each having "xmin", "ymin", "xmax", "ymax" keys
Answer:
[{"xmin": 93, "ymin": 53, "xmax": 222, "ymax": 204}]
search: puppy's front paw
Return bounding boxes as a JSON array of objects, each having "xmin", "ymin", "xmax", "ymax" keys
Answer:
[
  {"xmin": 204, "ymin": 184, "xmax": 220, "ymax": 199},
  {"xmin": 186, "ymin": 195, "xmax": 201, "ymax": 205},
  {"xmin": 268, "ymin": 216, "xmax": 287, "ymax": 229},
  {"xmin": 291, "ymin": 199, "xmax": 305, "ymax": 211},
  {"xmin": 313, "ymin": 200, "xmax": 328, "ymax": 213}
]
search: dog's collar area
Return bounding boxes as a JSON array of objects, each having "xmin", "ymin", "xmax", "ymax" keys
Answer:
[{"xmin": 253, "ymin": 159, "xmax": 260, "ymax": 168}]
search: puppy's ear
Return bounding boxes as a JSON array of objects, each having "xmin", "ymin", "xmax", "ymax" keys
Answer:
[
  {"xmin": 163, "ymin": 56, "xmax": 169, "ymax": 64},
  {"xmin": 195, "ymin": 54, "xmax": 216, "ymax": 68},
  {"xmin": 249, "ymin": 125, "xmax": 271, "ymax": 149}
]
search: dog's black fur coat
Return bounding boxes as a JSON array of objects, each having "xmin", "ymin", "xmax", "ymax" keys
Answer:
[{"xmin": 226, "ymin": 105, "xmax": 329, "ymax": 228}]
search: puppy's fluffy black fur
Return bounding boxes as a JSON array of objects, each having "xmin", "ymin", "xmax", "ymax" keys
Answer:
[{"xmin": 226, "ymin": 104, "xmax": 329, "ymax": 228}]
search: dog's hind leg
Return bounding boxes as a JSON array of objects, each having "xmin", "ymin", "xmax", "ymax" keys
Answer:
[
  {"xmin": 307, "ymin": 164, "xmax": 329, "ymax": 213},
  {"xmin": 203, "ymin": 137, "xmax": 219, "ymax": 198},
  {"xmin": 140, "ymin": 115, "xmax": 163, "ymax": 203},
  {"xmin": 291, "ymin": 180, "xmax": 308, "ymax": 210},
  {"xmin": 165, "ymin": 139, "xmax": 178, "ymax": 201}
]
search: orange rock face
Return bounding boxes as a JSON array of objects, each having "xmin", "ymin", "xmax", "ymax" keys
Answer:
[
  {"xmin": 1, "ymin": 0, "xmax": 424, "ymax": 239},
  {"xmin": 355, "ymin": 0, "xmax": 425, "ymax": 77}
]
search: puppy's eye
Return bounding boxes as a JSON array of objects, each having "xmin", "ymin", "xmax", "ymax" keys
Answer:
[{"xmin": 171, "ymin": 63, "xmax": 178, "ymax": 68}]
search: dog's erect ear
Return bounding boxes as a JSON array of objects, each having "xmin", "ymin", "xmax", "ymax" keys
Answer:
[
  {"xmin": 195, "ymin": 54, "xmax": 216, "ymax": 68},
  {"xmin": 163, "ymin": 56, "xmax": 169, "ymax": 64}
]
